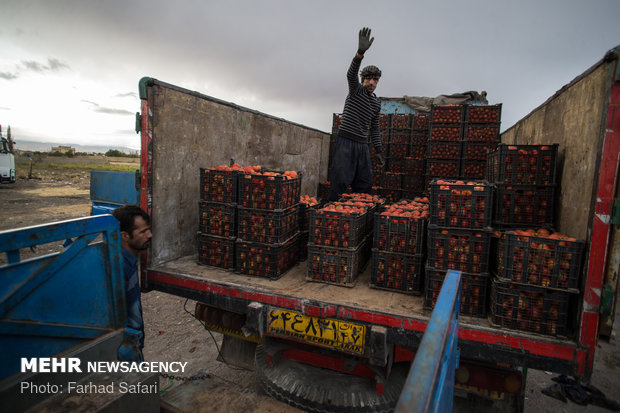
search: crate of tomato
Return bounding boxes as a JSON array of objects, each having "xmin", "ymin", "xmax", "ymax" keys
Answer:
[
  {"xmin": 427, "ymin": 225, "xmax": 492, "ymax": 274},
  {"xmin": 429, "ymin": 179, "xmax": 494, "ymax": 229},
  {"xmin": 493, "ymin": 184, "xmax": 555, "ymax": 229},
  {"xmin": 198, "ymin": 201, "xmax": 237, "ymax": 237},
  {"xmin": 238, "ymin": 169, "xmax": 302, "ymax": 210},
  {"xmin": 237, "ymin": 205, "xmax": 299, "ymax": 244},
  {"xmin": 309, "ymin": 202, "xmax": 369, "ymax": 248},
  {"xmin": 495, "ymin": 228, "xmax": 584, "ymax": 291},
  {"xmin": 298, "ymin": 195, "xmax": 321, "ymax": 232},
  {"xmin": 431, "ymin": 105, "xmax": 465, "ymax": 124},
  {"xmin": 424, "ymin": 267, "xmax": 489, "ymax": 317},
  {"xmin": 307, "ymin": 236, "xmax": 371, "ymax": 287},
  {"xmin": 198, "ymin": 233, "xmax": 236, "ymax": 269},
  {"xmin": 465, "ymin": 104, "xmax": 502, "ymax": 123},
  {"xmin": 371, "ymin": 249, "xmax": 424, "ymax": 294},
  {"xmin": 235, "ymin": 234, "xmax": 299, "ymax": 280},
  {"xmin": 200, "ymin": 165, "xmax": 242, "ymax": 203},
  {"xmin": 487, "ymin": 143, "xmax": 558, "ymax": 185},
  {"xmin": 373, "ymin": 198, "xmax": 429, "ymax": 255}
]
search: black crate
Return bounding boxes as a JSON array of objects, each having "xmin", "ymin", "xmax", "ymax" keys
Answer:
[
  {"xmin": 461, "ymin": 160, "xmax": 488, "ymax": 180},
  {"xmin": 198, "ymin": 201, "xmax": 237, "ymax": 237},
  {"xmin": 390, "ymin": 130, "xmax": 411, "ymax": 145},
  {"xmin": 431, "ymin": 105, "xmax": 465, "ymax": 124},
  {"xmin": 465, "ymin": 104, "xmax": 502, "ymax": 123},
  {"xmin": 462, "ymin": 142, "xmax": 498, "ymax": 161},
  {"xmin": 409, "ymin": 145, "xmax": 427, "ymax": 160},
  {"xmin": 309, "ymin": 203, "xmax": 369, "ymax": 248},
  {"xmin": 198, "ymin": 233, "xmax": 236, "ymax": 269},
  {"xmin": 200, "ymin": 168, "xmax": 240, "ymax": 203},
  {"xmin": 388, "ymin": 143, "xmax": 410, "ymax": 158},
  {"xmin": 429, "ymin": 124, "xmax": 462, "ymax": 141},
  {"xmin": 429, "ymin": 179, "xmax": 493, "ymax": 228},
  {"xmin": 237, "ymin": 205, "xmax": 299, "ymax": 244},
  {"xmin": 487, "ymin": 144, "xmax": 558, "ymax": 185},
  {"xmin": 379, "ymin": 113, "xmax": 390, "ymax": 129},
  {"xmin": 428, "ymin": 141, "xmax": 461, "ymax": 160},
  {"xmin": 402, "ymin": 175, "xmax": 425, "ymax": 193},
  {"xmin": 380, "ymin": 130, "xmax": 390, "ymax": 146},
  {"xmin": 427, "ymin": 225, "xmax": 492, "ymax": 274},
  {"xmin": 235, "ymin": 234, "xmax": 299, "ymax": 280},
  {"xmin": 493, "ymin": 184, "xmax": 555, "ymax": 229},
  {"xmin": 389, "ymin": 157, "xmax": 424, "ymax": 176},
  {"xmin": 298, "ymin": 230, "xmax": 309, "ymax": 261},
  {"xmin": 306, "ymin": 236, "xmax": 371, "ymax": 287},
  {"xmin": 375, "ymin": 188, "xmax": 404, "ymax": 204},
  {"xmin": 299, "ymin": 200, "xmax": 321, "ymax": 232},
  {"xmin": 238, "ymin": 170, "xmax": 302, "ymax": 210},
  {"xmin": 496, "ymin": 231, "xmax": 585, "ymax": 291},
  {"xmin": 373, "ymin": 212, "xmax": 427, "ymax": 255},
  {"xmin": 411, "ymin": 132, "xmax": 428, "ymax": 146},
  {"xmin": 371, "ymin": 249, "xmax": 424, "ymax": 294},
  {"xmin": 317, "ymin": 182, "xmax": 330, "ymax": 203},
  {"xmin": 380, "ymin": 172, "xmax": 402, "ymax": 190},
  {"xmin": 424, "ymin": 267, "xmax": 489, "ymax": 317},
  {"xmin": 413, "ymin": 113, "xmax": 430, "ymax": 131},
  {"xmin": 490, "ymin": 277, "xmax": 569, "ymax": 336},
  {"xmin": 392, "ymin": 114, "xmax": 413, "ymax": 129},
  {"xmin": 426, "ymin": 159, "xmax": 460, "ymax": 177},
  {"xmin": 463, "ymin": 123, "xmax": 500, "ymax": 142}
]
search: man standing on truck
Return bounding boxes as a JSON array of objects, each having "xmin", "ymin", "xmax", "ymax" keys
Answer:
[
  {"xmin": 328, "ymin": 27, "xmax": 385, "ymax": 202},
  {"xmin": 112, "ymin": 205, "xmax": 152, "ymax": 361}
]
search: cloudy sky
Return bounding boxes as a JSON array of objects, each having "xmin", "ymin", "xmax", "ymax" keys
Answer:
[{"xmin": 1, "ymin": 0, "xmax": 619, "ymax": 150}]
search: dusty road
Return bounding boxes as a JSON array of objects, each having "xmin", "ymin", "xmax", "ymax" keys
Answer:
[{"xmin": 1, "ymin": 173, "xmax": 619, "ymax": 412}]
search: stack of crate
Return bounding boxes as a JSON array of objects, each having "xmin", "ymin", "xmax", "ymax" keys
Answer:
[
  {"xmin": 306, "ymin": 195, "xmax": 379, "ymax": 286},
  {"xmin": 298, "ymin": 195, "xmax": 321, "ymax": 261},
  {"xmin": 426, "ymin": 104, "xmax": 501, "ymax": 188},
  {"xmin": 370, "ymin": 197, "xmax": 429, "ymax": 294},
  {"xmin": 197, "ymin": 167, "xmax": 240, "ymax": 269},
  {"xmin": 234, "ymin": 170, "xmax": 302, "ymax": 279},
  {"xmin": 424, "ymin": 179, "xmax": 494, "ymax": 317}
]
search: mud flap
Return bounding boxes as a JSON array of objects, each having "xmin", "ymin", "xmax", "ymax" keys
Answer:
[{"xmin": 217, "ymin": 335, "xmax": 257, "ymax": 370}]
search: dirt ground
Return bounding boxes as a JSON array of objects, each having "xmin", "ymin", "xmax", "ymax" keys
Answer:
[{"xmin": 2, "ymin": 170, "xmax": 619, "ymax": 412}]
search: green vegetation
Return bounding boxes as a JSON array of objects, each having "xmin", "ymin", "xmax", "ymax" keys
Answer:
[
  {"xmin": 105, "ymin": 149, "xmax": 139, "ymax": 158},
  {"xmin": 17, "ymin": 162, "xmax": 138, "ymax": 172}
]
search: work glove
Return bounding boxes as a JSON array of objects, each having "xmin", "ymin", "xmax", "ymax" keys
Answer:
[
  {"xmin": 377, "ymin": 153, "xmax": 386, "ymax": 168},
  {"xmin": 117, "ymin": 327, "xmax": 144, "ymax": 362},
  {"xmin": 358, "ymin": 27, "xmax": 374, "ymax": 55}
]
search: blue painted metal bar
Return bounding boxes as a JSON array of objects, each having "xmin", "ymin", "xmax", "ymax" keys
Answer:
[
  {"xmin": 0, "ymin": 320, "xmax": 110, "ymax": 339},
  {"xmin": 395, "ymin": 270, "xmax": 462, "ymax": 413}
]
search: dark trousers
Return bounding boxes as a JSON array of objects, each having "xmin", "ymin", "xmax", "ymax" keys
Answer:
[{"xmin": 328, "ymin": 136, "xmax": 372, "ymax": 202}]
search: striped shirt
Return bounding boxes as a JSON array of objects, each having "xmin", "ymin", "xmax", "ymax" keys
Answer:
[{"xmin": 338, "ymin": 55, "xmax": 382, "ymax": 154}]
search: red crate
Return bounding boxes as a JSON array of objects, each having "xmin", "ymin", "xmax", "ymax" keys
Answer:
[
  {"xmin": 427, "ymin": 226, "xmax": 492, "ymax": 274},
  {"xmin": 496, "ymin": 231, "xmax": 584, "ymax": 291},
  {"xmin": 493, "ymin": 184, "xmax": 555, "ymax": 229},
  {"xmin": 237, "ymin": 205, "xmax": 299, "ymax": 244},
  {"xmin": 371, "ymin": 250, "xmax": 424, "ymax": 294},
  {"xmin": 431, "ymin": 105, "xmax": 464, "ymax": 124},
  {"xmin": 424, "ymin": 267, "xmax": 489, "ymax": 317},
  {"xmin": 463, "ymin": 123, "xmax": 500, "ymax": 142},
  {"xmin": 413, "ymin": 113, "xmax": 430, "ymax": 131},
  {"xmin": 392, "ymin": 114, "xmax": 413, "ymax": 129},
  {"xmin": 373, "ymin": 212, "xmax": 427, "ymax": 254},
  {"xmin": 200, "ymin": 168, "xmax": 240, "ymax": 203},
  {"xmin": 426, "ymin": 159, "xmax": 460, "ymax": 177},
  {"xmin": 198, "ymin": 201, "xmax": 237, "ymax": 237},
  {"xmin": 309, "ymin": 203, "xmax": 369, "ymax": 248},
  {"xmin": 239, "ymin": 170, "xmax": 302, "ymax": 210},
  {"xmin": 235, "ymin": 234, "xmax": 299, "ymax": 279},
  {"xmin": 462, "ymin": 142, "xmax": 498, "ymax": 160},
  {"xmin": 490, "ymin": 277, "xmax": 570, "ymax": 336},
  {"xmin": 430, "ymin": 125, "xmax": 462, "ymax": 141},
  {"xmin": 306, "ymin": 236, "xmax": 371, "ymax": 287},
  {"xmin": 487, "ymin": 144, "xmax": 558, "ymax": 185},
  {"xmin": 461, "ymin": 160, "xmax": 487, "ymax": 180},
  {"xmin": 198, "ymin": 233, "xmax": 235, "ymax": 269},
  {"xmin": 429, "ymin": 179, "xmax": 493, "ymax": 228},
  {"xmin": 466, "ymin": 104, "xmax": 502, "ymax": 123},
  {"xmin": 429, "ymin": 141, "xmax": 461, "ymax": 160}
]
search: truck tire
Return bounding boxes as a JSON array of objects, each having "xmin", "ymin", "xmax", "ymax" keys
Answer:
[{"xmin": 254, "ymin": 341, "xmax": 409, "ymax": 413}]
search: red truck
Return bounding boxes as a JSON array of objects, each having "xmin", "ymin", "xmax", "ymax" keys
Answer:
[{"xmin": 136, "ymin": 45, "xmax": 619, "ymax": 412}]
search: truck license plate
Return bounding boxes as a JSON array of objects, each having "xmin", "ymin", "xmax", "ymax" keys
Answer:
[{"xmin": 266, "ymin": 308, "xmax": 366, "ymax": 355}]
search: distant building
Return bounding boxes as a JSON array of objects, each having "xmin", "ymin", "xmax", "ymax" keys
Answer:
[{"xmin": 51, "ymin": 145, "xmax": 75, "ymax": 154}]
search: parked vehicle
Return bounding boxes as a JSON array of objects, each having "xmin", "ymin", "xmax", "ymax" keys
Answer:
[{"xmin": 0, "ymin": 126, "xmax": 16, "ymax": 184}]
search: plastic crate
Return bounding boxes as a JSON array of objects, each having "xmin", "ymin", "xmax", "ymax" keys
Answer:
[
  {"xmin": 427, "ymin": 225, "xmax": 492, "ymax": 274},
  {"xmin": 379, "ymin": 114, "xmax": 390, "ymax": 129},
  {"xmin": 392, "ymin": 114, "xmax": 413, "ymax": 129},
  {"xmin": 487, "ymin": 144, "xmax": 558, "ymax": 185},
  {"xmin": 298, "ymin": 230, "xmax": 309, "ymax": 262},
  {"xmin": 429, "ymin": 180, "xmax": 493, "ymax": 228},
  {"xmin": 239, "ymin": 170, "xmax": 302, "ymax": 210},
  {"xmin": 490, "ymin": 277, "xmax": 569, "ymax": 336},
  {"xmin": 496, "ymin": 231, "xmax": 585, "ymax": 291},
  {"xmin": 237, "ymin": 205, "xmax": 299, "ymax": 244},
  {"xmin": 200, "ymin": 168, "xmax": 240, "ymax": 203},
  {"xmin": 306, "ymin": 236, "xmax": 371, "ymax": 287},
  {"xmin": 198, "ymin": 233, "xmax": 236, "ymax": 269},
  {"xmin": 390, "ymin": 130, "xmax": 411, "ymax": 145},
  {"xmin": 371, "ymin": 249, "xmax": 424, "ymax": 294},
  {"xmin": 466, "ymin": 104, "xmax": 502, "ymax": 123},
  {"xmin": 413, "ymin": 113, "xmax": 430, "ymax": 131},
  {"xmin": 428, "ymin": 141, "xmax": 461, "ymax": 160},
  {"xmin": 431, "ymin": 105, "xmax": 465, "ymax": 124},
  {"xmin": 493, "ymin": 184, "xmax": 555, "ymax": 229},
  {"xmin": 373, "ymin": 212, "xmax": 427, "ymax": 255},
  {"xmin": 462, "ymin": 142, "xmax": 498, "ymax": 160},
  {"xmin": 309, "ymin": 203, "xmax": 369, "ymax": 248},
  {"xmin": 402, "ymin": 175, "xmax": 425, "ymax": 193},
  {"xmin": 411, "ymin": 132, "xmax": 428, "ymax": 146},
  {"xmin": 409, "ymin": 145, "xmax": 427, "ymax": 160},
  {"xmin": 426, "ymin": 159, "xmax": 460, "ymax": 177},
  {"xmin": 388, "ymin": 143, "xmax": 409, "ymax": 158},
  {"xmin": 424, "ymin": 267, "xmax": 489, "ymax": 317},
  {"xmin": 380, "ymin": 130, "xmax": 390, "ymax": 146},
  {"xmin": 235, "ymin": 234, "xmax": 299, "ymax": 279},
  {"xmin": 461, "ymin": 160, "xmax": 487, "ymax": 180},
  {"xmin": 317, "ymin": 182, "xmax": 330, "ymax": 203},
  {"xmin": 375, "ymin": 188, "xmax": 404, "ymax": 204},
  {"xmin": 299, "ymin": 201, "xmax": 321, "ymax": 232},
  {"xmin": 429, "ymin": 124, "xmax": 462, "ymax": 141},
  {"xmin": 463, "ymin": 123, "xmax": 500, "ymax": 142},
  {"xmin": 198, "ymin": 201, "xmax": 237, "ymax": 237},
  {"xmin": 380, "ymin": 172, "xmax": 402, "ymax": 190}
]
